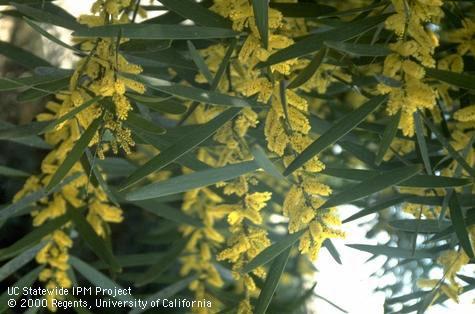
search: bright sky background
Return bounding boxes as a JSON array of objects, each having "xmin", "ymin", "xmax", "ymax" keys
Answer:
[{"xmin": 1, "ymin": 1, "xmax": 473, "ymax": 313}]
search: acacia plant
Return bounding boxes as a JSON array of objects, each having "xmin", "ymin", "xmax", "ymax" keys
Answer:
[{"xmin": 0, "ymin": 0, "xmax": 474, "ymax": 313}]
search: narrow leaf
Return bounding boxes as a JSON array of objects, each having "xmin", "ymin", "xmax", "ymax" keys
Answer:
[
  {"xmin": 139, "ymin": 75, "xmax": 263, "ymax": 108},
  {"xmin": 133, "ymin": 201, "xmax": 203, "ymax": 227},
  {"xmin": 323, "ymin": 239, "xmax": 342, "ymax": 264},
  {"xmin": 324, "ymin": 41, "xmax": 390, "ymax": 56},
  {"xmin": 0, "ymin": 242, "xmax": 44, "ymax": 282},
  {"xmin": 12, "ymin": 2, "xmax": 82, "ymax": 30},
  {"xmin": 24, "ymin": 17, "xmax": 83, "ymax": 53},
  {"xmin": 125, "ymin": 112, "xmax": 166, "ymax": 135},
  {"xmin": 0, "ymin": 165, "xmax": 30, "ymax": 177},
  {"xmin": 389, "ymin": 219, "xmax": 451, "ymax": 233},
  {"xmin": 0, "ymin": 121, "xmax": 50, "ymax": 139},
  {"xmin": 0, "ymin": 40, "xmax": 50, "ymax": 69},
  {"xmin": 414, "ymin": 111, "xmax": 432, "ymax": 174},
  {"xmin": 73, "ymin": 24, "xmax": 238, "ymax": 40},
  {"xmin": 242, "ymin": 230, "xmax": 305, "ymax": 274},
  {"xmin": 255, "ymin": 247, "xmax": 291, "ymax": 314},
  {"xmin": 343, "ymin": 196, "xmax": 406, "ymax": 223},
  {"xmin": 157, "ymin": 0, "xmax": 231, "ymax": 28},
  {"xmin": 252, "ymin": 0, "xmax": 268, "ymax": 48},
  {"xmin": 70, "ymin": 256, "xmax": 134, "ymax": 302},
  {"xmin": 287, "ymin": 48, "xmax": 326, "ymax": 89},
  {"xmin": 375, "ymin": 109, "xmax": 401, "ymax": 165},
  {"xmin": 126, "ymin": 94, "xmax": 187, "ymax": 114},
  {"xmin": 251, "ymin": 145, "xmax": 286, "ymax": 181},
  {"xmin": 126, "ymin": 160, "xmax": 259, "ymax": 200},
  {"xmin": 322, "ymin": 165, "xmax": 422, "ymax": 208},
  {"xmin": 46, "ymin": 118, "xmax": 102, "ymax": 191},
  {"xmin": 42, "ymin": 97, "xmax": 100, "ymax": 133},
  {"xmin": 425, "ymin": 68, "xmax": 475, "ymax": 90},
  {"xmin": 187, "ymin": 40, "xmax": 213, "ymax": 84},
  {"xmin": 347, "ymin": 244, "xmax": 436, "ymax": 259},
  {"xmin": 449, "ymin": 193, "xmax": 475, "ymax": 258},
  {"xmin": 129, "ymin": 275, "xmax": 198, "ymax": 314},
  {"xmin": 68, "ymin": 208, "xmax": 121, "ymax": 272}
]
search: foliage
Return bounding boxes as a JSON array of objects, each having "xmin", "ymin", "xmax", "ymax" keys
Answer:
[{"xmin": 0, "ymin": 0, "xmax": 474, "ymax": 313}]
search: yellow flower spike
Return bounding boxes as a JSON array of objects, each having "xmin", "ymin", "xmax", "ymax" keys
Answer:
[
  {"xmin": 454, "ymin": 105, "xmax": 475, "ymax": 122},
  {"xmin": 52, "ymin": 230, "xmax": 73, "ymax": 248},
  {"xmin": 245, "ymin": 192, "xmax": 272, "ymax": 211}
]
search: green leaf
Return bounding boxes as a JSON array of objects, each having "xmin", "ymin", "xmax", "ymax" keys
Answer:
[
  {"xmin": 0, "ymin": 214, "xmax": 70, "ymax": 261},
  {"xmin": 389, "ymin": 219, "xmax": 451, "ymax": 233},
  {"xmin": 139, "ymin": 75, "xmax": 263, "ymax": 108},
  {"xmin": 0, "ymin": 165, "xmax": 30, "ymax": 177},
  {"xmin": 0, "ymin": 121, "xmax": 49, "ymax": 139},
  {"xmin": 425, "ymin": 68, "xmax": 475, "ymax": 90},
  {"xmin": 287, "ymin": 48, "xmax": 326, "ymax": 89},
  {"xmin": 346, "ymin": 244, "xmax": 437, "ymax": 259},
  {"xmin": 187, "ymin": 40, "xmax": 213, "ymax": 84},
  {"xmin": 0, "ymin": 73, "xmax": 70, "ymax": 91},
  {"xmin": 252, "ymin": 0, "xmax": 268, "ymax": 48},
  {"xmin": 91, "ymin": 253, "xmax": 166, "ymax": 269},
  {"xmin": 73, "ymin": 24, "xmax": 238, "ymax": 40},
  {"xmin": 42, "ymin": 97, "xmax": 100, "ymax": 134},
  {"xmin": 269, "ymin": 2, "xmax": 335, "ymax": 17},
  {"xmin": 284, "ymin": 95, "xmax": 387, "ymax": 176},
  {"xmin": 121, "ymin": 108, "xmax": 240, "ymax": 189},
  {"xmin": 126, "ymin": 160, "xmax": 259, "ymax": 200},
  {"xmin": 449, "ymin": 193, "xmax": 475, "ymax": 258},
  {"xmin": 12, "ymin": 2, "xmax": 82, "ymax": 30},
  {"xmin": 46, "ymin": 118, "xmax": 102, "ymax": 191},
  {"xmin": 134, "ymin": 238, "xmax": 187, "ymax": 287},
  {"xmin": 125, "ymin": 112, "xmax": 166, "ymax": 135},
  {"xmin": 0, "ymin": 40, "xmax": 50, "ymax": 69},
  {"xmin": 258, "ymin": 14, "xmax": 389, "ymax": 67},
  {"xmin": 17, "ymin": 76, "xmax": 70, "ymax": 102},
  {"xmin": 343, "ymin": 196, "xmax": 406, "ymax": 223},
  {"xmin": 23, "ymin": 17, "xmax": 83, "ymax": 53},
  {"xmin": 0, "ymin": 242, "xmax": 44, "ymax": 282},
  {"xmin": 68, "ymin": 208, "xmax": 121, "ymax": 272},
  {"xmin": 414, "ymin": 111, "xmax": 432, "ymax": 174},
  {"xmin": 322, "ymin": 165, "xmax": 422, "ymax": 208},
  {"xmin": 242, "ymin": 230, "xmax": 305, "ymax": 274},
  {"xmin": 126, "ymin": 94, "xmax": 187, "ymax": 114},
  {"xmin": 70, "ymin": 256, "xmax": 134, "ymax": 302},
  {"xmin": 133, "ymin": 201, "xmax": 203, "ymax": 227},
  {"xmin": 323, "ymin": 239, "xmax": 342, "ymax": 264},
  {"xmin": 129, "ymin": 275, "xmax": 198, "ymax": 314},
  {"xmin": 0, "ymin": 173, "xmax": 80, "ymax": 221},
  {"xmin": 423, "ymin": 116, "xmax": 475, "ymax": 177},
  {"xmin": 324, "ymin": 41, "xmax": 390, "ymax": 56},
  {"xmin": 211, "ymin": 38, "xmax": 237, "ymax": 90},
  {"xmin": 251, "ymin": 145, "xmax": 287, "ymax": 181},
  {"xmin": 158, "ymin": 0, "xmax": 231, "ymax": 28},
  {"xmin": 321, "ymin": 167, "xmax": 472, "ymax": 188},
  {"xmin": 375, "ymin": 109, "xmax": 401, "ymax": 165},
  {"xmin": 0, "ymin": 266, "xmax": 43, "ymax": 313},
  {"xmin": 255, "ymin": 247, "xmax": 291, "ymax": 314}
]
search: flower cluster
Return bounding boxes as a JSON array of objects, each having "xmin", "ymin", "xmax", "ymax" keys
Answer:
[{"xmin": 379, "ymin": 0, "xmax": 443, "ymax": 136}]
